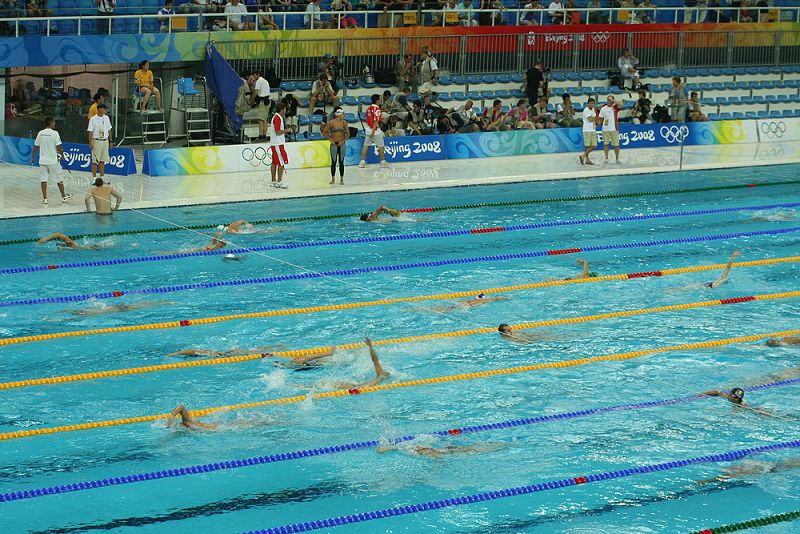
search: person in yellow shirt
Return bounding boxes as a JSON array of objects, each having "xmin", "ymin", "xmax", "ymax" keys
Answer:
[
  {"xmin": 134, "ymin": 60, "xmax": 162, "ymax": 113},
  {"xmin": 87, "ymin": 93, "xmax": 104, "ymax": 120}
]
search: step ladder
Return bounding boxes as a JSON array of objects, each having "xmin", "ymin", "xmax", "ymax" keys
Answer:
[
  {"xmin": 142, "ymin": 110, "xmax": 168, "ymax": 146},
  {"xmin": 178, "ymin": 77, "xmax": 212, "ymax": 146}
]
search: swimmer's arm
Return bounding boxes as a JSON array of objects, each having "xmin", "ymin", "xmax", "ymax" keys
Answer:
[
  {"xmin": 85, "ymin": 191, "xmax": 93, "ymax": 212},
  {"xmin": 367, "ymin": 206, "xmax": 384, "ymax": 221},
  {"xmin": 111, "ymin": 188, "xmax": 122, "ymax": 210},
  {"xmin": 228, "ymin": 220, "xmax": 247, "ymax": 232},
  {"xmin": 701, "ymin": 390, "xmax": 725, "ymax": 397},
  {"xmin": 166, "ymin": 349, "xmax": 222, "ymax": 358},
  {"xmin": 166, "ymin": 405, "xmax": 183, "ymax": 428},
  {"xmin": 577, "ymin": 259, "xmax": 589, "ymax": 278}
]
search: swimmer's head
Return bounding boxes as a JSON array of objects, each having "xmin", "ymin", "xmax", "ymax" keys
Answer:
[
  {"xmin": 498, "ymin": 323, "xmax": 511, "ymax": 336},
  {"xmin": 766, "ymin": 338, "xmax": 781, "ymax": 347},
  {"xmin": 360, "ymin": 214, "xmax": 370, "ymax": 222},
  {"xmin": 225, "ymin": 254, "xmax": 236, "ymax": 259},
  {"xmin": 588, "ymin": 272, "xmax": 598, "ymax": 278},
  {"xmin": 476, "ymin": 293, "xmax": 485, "ymax": 299},
  {"xmin": 216, "ymin": 224, "xmax": 225, "ymax": 231},
  {"xmin": 728, "ymin": 387, "xmax": 745, "ymax": 405}
]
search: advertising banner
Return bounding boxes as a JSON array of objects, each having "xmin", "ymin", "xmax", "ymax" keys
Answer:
[
  {"xmin": 345, "ymin": 134, "xmax": 447, "ymax": 165},
  {"xmin": 0, "ymin": 136, "xmax": 136, "ymax": 176},
  {"xmin": 755, "ymin": 117, "xmax": 800, "ymax": 143}
]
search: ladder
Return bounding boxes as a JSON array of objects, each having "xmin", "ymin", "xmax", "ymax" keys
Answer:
[
  {"xmin": 178, "ymin": 77, "xmax": 212, "ymax": 146},
  {"xmin": 142, "ymin": 110, "xmax": 168, "ymax": 146}
]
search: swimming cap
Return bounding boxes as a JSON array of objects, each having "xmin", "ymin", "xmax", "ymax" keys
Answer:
[
  {"xmin": 588, "ymin": 272, "xmax": 598, "ymax": 278},
  {"xmin": 225, "ymin": 254, "xmax": 236, "ymax": 259},
  {"xmin": 477, "ymin": 293, "xmax": 485, "ymax": 298},
  {"xmin": 216, "ymin": 225, "xmax": 225, "ymax": 231}
]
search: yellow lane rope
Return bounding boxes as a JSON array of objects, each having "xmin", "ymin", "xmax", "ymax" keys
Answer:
[
  {"xmin": 3, "ymin": 256, "xmax": 799, "ymax": 348},
  {"xmin": 2, "ymin": 328, "xmax": 799, "ymax": 442},
  {"xmin": 1, "ymin": 291, "xmax": 798, "ymax": 392}
]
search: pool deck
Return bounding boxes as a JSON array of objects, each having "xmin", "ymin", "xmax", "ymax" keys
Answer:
[{"xmin": 1, "ymin": 141, "xmax": 799, "ymax": 219}]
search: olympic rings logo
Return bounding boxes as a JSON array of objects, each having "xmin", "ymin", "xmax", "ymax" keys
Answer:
[
  {"xmin": 526, "ymin": 32, "xmax": 536, "ymax": 46},
  {"xmin": 659, "ymin": 125, "xmax": 689, "ymax": 143},
  {"xmin": 590, "ymin": 32, "xmax": 610, "ymax": 43},
  {"xmin": 760, "ymin": 120, "xmax": 787, "ymax": 139},
  {"xmin": 241, "ymin": 146, "xmax": 269, "ymax": 167}
]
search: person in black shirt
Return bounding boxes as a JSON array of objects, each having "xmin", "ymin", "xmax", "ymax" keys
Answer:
[
  {"xmin": 633, "ymin": 89, "xmax": 652, "ymax": 124},
  {"xmin": 525, "ymin": 59, "xmax": 547, "ymax": 108}
]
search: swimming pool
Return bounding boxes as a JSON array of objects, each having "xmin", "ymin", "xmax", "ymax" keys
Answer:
[{"xmin": 0, "ymin": 164, "xmax": 799, "ymax": 533}]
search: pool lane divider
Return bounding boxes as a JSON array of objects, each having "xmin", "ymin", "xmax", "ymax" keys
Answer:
[
  {"xmin": 2, "ymin": 376, "xmax": 797, "ymax": 504},
  {"xmin": 2, "ymin": 292, "xmax": 798, "ymax": 390},
  {"xmin": 1, "ymin": 328, "xmax": 798, "ymax": 442},
  {"xmin": 249, "ymin": 440, "xmax": 800, "ymax": 533},
  {"xmin": 690, "ymin": 510, "xmax": 800, "ymax": 534},
  {"xmin": 3, "ymin": 256, "xmax": 798, "ymax": 347},
  {"xmin": 4, "ymin": 202, "xmax": 799, "ymax": 276},
  {"xmin": 3, "ymin": 226, "xmax": 800, "ymax": 309},
  {"xmin": 2, "ymin": 180, "xmax": 798, "ymax": 247}
]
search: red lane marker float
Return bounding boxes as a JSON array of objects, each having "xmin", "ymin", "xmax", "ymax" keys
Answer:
[
  {"xmin": 547, "ymin": 248, "xmax": 583, "ymax": 256},
  {"xmin": 627, "ymin": 271, "xmax": 664, "ymax": 279},
  {"xmin": 47, "ymin": 265, "xmax": 58, "ymax": 270},
  {"xmin": 401, "ymin": 208, "xmax": 434, "ymax": 213},
  {"xmin": 720, "ymin": 296, "xmax": 756, "ymax": 305},
  {"xmin": 112, "ymin": 291, "xmax": 124, "ymax": 297},
  {"xmin": 179, "ymin": 320, "xmax": 191, "ymax": 326},
  {"xmin": 348, "ymin": 388, "xmax": 361, "ymax": 395},
  {"xmin": 470, "ymin": 227, "xmax": 505, "ymax": 234},
  {"xmin": 574, "ymin": 476, "xmax": 588, "ymax": 485},
  {"xmin": 447, "ymin": 429, "xmax": 462, "ymax": 435},
  {"xmin": 748, "ymin": 183, "xmax": 757, "ymax": 187},
  {"xmin": 698, "ymin": 530, "xmax": 713, "ymax": 534}
]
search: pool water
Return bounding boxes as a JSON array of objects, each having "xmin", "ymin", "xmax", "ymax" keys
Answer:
[{"xmin": 0, "ymin": 165, "xmax": 799, "ymax": 533}]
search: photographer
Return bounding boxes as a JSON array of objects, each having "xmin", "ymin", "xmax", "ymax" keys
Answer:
[
  {"xmin": 531, "ymin": 96, "xmax": 557, "ymax": 129},
  {"xmin": 417, "ymin": 47, "xmax": 439, "ymax": 97},
  {"xmin": 525, "ymin": 59, "xmax": 549, "ymax": 107},
  {"xmin": 443, "ymin": 100, "xmax": 480, "ymax": 134},
  {"xmin": 318, "ymin": 53, "xmax": 342, "ymax": 93},
  {"xmin": 632, "ymin": 89, "xmax": 652, "ymax": 124},
  {"xmin": 308, "ymin": 74, "xmax": 340, "ymax": 114},
  {"xmin": 248, "ymin": 70, "xmax": 271, "ymax": 142},
  {"xmin": 406, "ymin": 100, "xmax": 427, "ymax": 136},
  {"xmin": 281, "ymin": 93, "xmax": 301, "ymax": 141}
]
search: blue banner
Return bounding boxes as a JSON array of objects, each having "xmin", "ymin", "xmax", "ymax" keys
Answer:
[
  {"xmin": 0, "ymin": 135, "xmax": 136, "ymax": 176},
  {"xmin": 345, "ymin": 134, "xmax": 447, "ymax": 165}
]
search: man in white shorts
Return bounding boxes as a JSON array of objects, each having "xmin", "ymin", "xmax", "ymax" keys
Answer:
[
  {"xmin": 248, "ymin": 70, "xmax": 271, "ymax": 141},
  {"xmin": 31, "ymin": 117, "xmax": 70, "ymax": 205},
  {"xmin": 358, "ymin": 94, "xmax": 388, "ymax": 168},
  {"xmin": 579, "ymin": 97, "xmax": 599, "ymax": 166},
  {"xmin": 87, "ymin": 104, "xmax": 113, "ymax": 181},
  {"xmin": 599, "ymin": 95, "xmax": 621, "ymax": 165}
]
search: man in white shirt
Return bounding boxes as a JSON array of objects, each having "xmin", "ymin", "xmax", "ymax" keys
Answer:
[
  {"xmin": 304, "ymin": 0, "xmax": 325, "ymax": 28},
  {"xmin": 579, "ymin": 97, "xmax": 599, "ymax": 166},
  {"xmin": 87, "ymin": 104, "xmax": 113, "ymax": 181},
  {"xmin": 270, "ymin": 102, "xmax": 288, "ymax": 188},
  {"xmin": 599, "ymin": 95, "xmax": 621, "ymax": 165},
  {"xmin": 548, "ymin": 0, "xmax": 564, "ymax": 23},
  {"xmin": 31, "ymin": 117, "xmax": 70, "ymax": 205},
  {"xmin": 618, "ymin": 48, "xmax": 640, "ymax": 90},
  {"xmin": 223, "ymin": 0, "xmax": 251, "ymax": 30},
  {"xmin": 445, "ymin": 100, "xmax": 479, "ymax": 133},
  {"xmin": 248, "ymin": 71, "xmax": 271, "ymax": 141}
]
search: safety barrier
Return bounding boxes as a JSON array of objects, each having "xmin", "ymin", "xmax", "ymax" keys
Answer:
[
  {"xmin": 2, "ymin": 376, "xmax": 797, "ymax": 504},
  {"xmin": 690, "ymin": 510, "xmax": 800, "ymax": 534},
  {"xmin": 4, "ymin": 256, "xmax": 799, "ymax": 348},
  {"xmin": 3, "ymin": 292, "xmax": 797, "ymax": 391},
  {"xmin": 1, "ymin": 328, "xmax": 798, "ymax": 441},
  {"xmin": 6, "ymin": 203, "xmax": 799, "ymax": 276},
  {"xmin": 248, "ymin": 440, "xmax": 800, "ymax": 533},
  {"xmin": 4, "ymin": 227, "xmax": 799, "ymax": 309},
  {"xmin": 1, "ymin": 180, "xmax": 797, "ymax": 248}
]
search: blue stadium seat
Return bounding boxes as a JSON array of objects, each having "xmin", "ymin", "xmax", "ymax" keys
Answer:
[
  {"xmin": 310, "ymin": 114, "xmax": 323, "ymax": 125},
  {"xmin": 472, "ymin": 107, "xmax": 483, "ymax": 116},
  {"xmin": 566, "ymin": 86, "xmax": 581, "ymax": 95},
  {"xmin": 744, "ymin": 111, "xmax": 758, "ymax": 119},
  {"xmin": 466, "ymin": 75, "xmax": 481, "ymax": 85},
  {"xmin": 698, "ymin": 82, "xmax": 713, "ymax": 91},
  {"xmin": 437, "ymin": 92, "xmax": 453, "ymax": 102},
  {"xmin": 297, "ymin": 81, "xmax": 312, "ymax": 92},
  {"xmin": 782, "ymin": 109, "xmax": 795, "ymax": 117},
  {"xmin": 715, "ymin": 97, "xmax": 728, "ymax": 105},
  {"xmin": 451, "ymin": 91, "xmax": 467, "ymax": 101},
  {"xmin": 579, "ymin": 72, "xmax": 593, "ymax": 81},
  {"xmin": 359, "ymin": 111, "xmax": 367, "ymax": 121},
  {"xmin": 592, "ymin": 71, "xmax": 607, "ymax": 81},
  {"xmin": 511, "ymin": 89, "xmax": 525, "ymax": 98},
  {"xmin": 480, "ymin": 90, "xmax": 495, "ymax": 99},
  {"xmin": 723, "ymin": 82, "xmax": 736, "ymax": 91},
  {"xmin": 701, "ymin": 98, "xmax": 715, "ymax": 105},
  {"xmin": 361, "ymin": 82, "xmax": 376, "ymax": 89},
  {"xmin": 510, "ymin": 73, "xmax": 523, "ymax": 84},
  {"xmin": 708, "ymin": 68, "xmax": 722, "ymax": 76},
  {"xmin": 298, "ymin": 115, "xmax": 310, "ymax": 126},
  {"xmin": 480, "ymin": 74, "xmax": 497, "ymax": 84},
  {"xmin": 307, "ymin": 132, "xmax": 324, "ymax": 140},
  {"xmin": 710, "ymin": 82, "xmax": 725, "ymax": 90},
  {"xmin": 565, "ymin": 72, "xmax": 580, "ymax": 82},
  {"xmin": 721, "ymin": 67, "xmax": 736, "ymax": 76},
  {"xmin": 550, "ymin": 72, "xmax": 567, "ymax": 82},
  {"xmin": 344, "ymin": 113, "xmax": 357, "ymax": 123},
  {"xmin": 695, "ymin": 68, "xmax": 710, "ymax": 77},
  {"xmin": 708, "ymin": 113, "xmax": 720, "ymax": 121},
  {"xmin": 357, "ymin": 95, "xmax": 371, "ymax": 105},
  {"xmin": 765, "ymin": 95, "xmax": 777, "ymax": 101},
  {"xmin": 682, "ymin": 68, "xmax": 698, "ymax": 77},
  {"xmin": 732, "ymin": 112, "xmax": 745, "ymax": 119},
  {"xmin": 496, "ymin": 74, "xmax": 510, "ymax": 83},
  {"xmin": 437, "ymin": 76, "xmax": 452, "ymax": 86},
  {"xmin": 467, "ymin": 91, "xmax": 481, "ymax": 100},
  {"xmin": 755, "ymin": 66, "xmax": 770, "ymax": 75},
  {"xmin": 760, "ymin": 81, "xmax": 775, "ymax": 90},
  {"xmin": 785, "ymin": 80, "xmax": 800, "ymax": 88},
  {"xmin": 720, "ymin": 112, "xmax": 733, "ymax": 119},
  {"xmin": 546, "ymin": 104, "xmax": 556, "ymax": 113},
  {"xmin": 501, "ymin": 105, "xmax": 510, "ymax": 113},
  {"xmin": 451, "ymin": 75, "xmax": 467, "ymax": 85},
  {"xmin": 280, "ymin": 82, "xmax": 297, "ymax": 91},
  {"xmin": 495, "ymin": 90, "xmax": 511, "ymax": 99},
  {"xmin": 342, "ymin": 96, "xmax": 357, "ymax": 106},
  {"xmin": 727, "ymin": 96, "xmax": 740, "ymax": 103},
  {"xmin": 734, "ymin": 81, "xmax": 750, "ymax": 90},
  {"xmin": 767, "ymin": 111, "xmax": 781, "ymax": 118},
  {"xmin": 776, "ymin": 94, "xmax": 792, "ymax": 103},
  {"xmin": 750, "ymin": 95, "xmax": 765, "ymax": 103},
  {"xmin": 142, "ymin": 19, "xmax": 158, "ymax": 32}
]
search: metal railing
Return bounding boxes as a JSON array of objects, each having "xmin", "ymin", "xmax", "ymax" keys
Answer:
[{"xmin": 0, "ymin": 5, "xmax": 797, "ymax": 37}]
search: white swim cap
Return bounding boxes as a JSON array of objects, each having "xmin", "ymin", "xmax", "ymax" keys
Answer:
[
  {"xmin": 225, "ymin": 254, "xmax": 236, "ymax": 259},
  {"xmin": 216, "ymin": 224, "xmax": 225, "ymax": 231}
]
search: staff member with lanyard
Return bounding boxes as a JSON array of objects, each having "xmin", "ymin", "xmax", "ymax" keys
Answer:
[
  {"xmin": 248, "ymin": 70, "xmax": 271, "ymax": 142},
  {"xmin": 87, "ymin": 103, "xmax": 113, "ymax": 182},
  {"xmin": 322, "ymin": 107, "xmax": 350, "ymax": 185}
]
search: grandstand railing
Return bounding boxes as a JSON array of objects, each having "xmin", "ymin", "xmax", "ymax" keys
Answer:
[{"xmin": 0, "ymin": 6, "xmax": 797, "ymax": 37}]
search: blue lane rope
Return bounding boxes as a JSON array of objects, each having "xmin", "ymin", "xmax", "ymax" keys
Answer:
[
  {"xmin": 249, "ymin": 439, "xmax": 800, "ymax": 533},
  {"xmin": 1, "ymin": 377, "xmax": 796, "ymax": 504},
  {"xmin": 2, "ymin": 226, "xmax": 799, "ymax": 308},
  {"xmin": 4, "ymin": 202, "xmax": 799, "ymax": 276}
]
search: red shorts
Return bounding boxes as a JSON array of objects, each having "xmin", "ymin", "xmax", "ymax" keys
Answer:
[{"xmin": 271, "ymin": 145, "xmax": 288, "ymax": 166}]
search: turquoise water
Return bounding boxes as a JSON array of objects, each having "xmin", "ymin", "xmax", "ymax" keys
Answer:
[{"xmin": 0, "ymin": 166, "xmax": 799, "ymax": 533}]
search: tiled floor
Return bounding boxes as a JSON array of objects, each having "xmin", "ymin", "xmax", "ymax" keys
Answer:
[{"xmin": 2, "ymin": 141, "xmax": 799, "ymax": 219}]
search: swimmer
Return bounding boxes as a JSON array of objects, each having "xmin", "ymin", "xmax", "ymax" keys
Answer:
[
  {"xmin": 222, "ymin": 253, "xmax": 245, "ymax": 262},
  {"xmin": 421, "ymin": 293, "xmax": 512, "ymax": 313},
  {"xmin": 377, "ymin": 442, "xmax": 507, "ymax": 458},
  {"xmin": 748, "ymin": 208, "xmax": 797, "ymax": 223},
  {"xmin": 275, "ymin": 346, "xmax": 336, "ymax": 370},
  {"xmin": 224, "ymin": 220, "xmax": 284, "ymax": 234},
  {"xmin": 702, "ymin": 387, "xmax": 776, "ymax": 417},
  {"xmin": 162, "ymin": 229, "xmax": 226, "ymax": 254},
  {"xmin": 766, "ymin": 336, "xmax": 800, "ymax": 347},
  {"xmin": 704, "ymin": 251, "xmax": 742, "ymax": 288},
  {"xmin": 566, "ymin": 259, "xmax": 598, "ymax": 280},
  {"xmin": 331, "ymin": 337, "xmax": 389, "ymax": 390},
  {"xmin": 166, "ymin": 404, "xmax": 219, "ymax": 431},
  {"xmin": 360, "ymin": 205, "xmax": 401, "ymax": 222},
  {"xmin": 69, "ymin": 300, "xmax": 173, "ymax": 317},
  {"xmin": 497, "ymin": 323, "xmax": 542, "ymax": 344},
  {"xmin": 697, "ymin": 456, "xmax": 800, "ymax": 485},
  {"xmin": 166, "ymin": 345, "xmax": 286, "ymax": 358},
  {"xmin": 37, "ymin": 233, "xmax": 103, "ymax": 250}
]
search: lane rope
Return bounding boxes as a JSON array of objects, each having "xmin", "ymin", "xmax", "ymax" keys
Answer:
[
  {"xmin": 3, "ymin": 291, "xmax": 797, "ymax": 390},
  {"xmin": 5, "ymin": 202, "xmax": 799, "ymax": 276},
  {"xmin": 690, "ymin": 510, "xmax": 800, "ymax": 534},
  {"xmin": 247, "ymin": 440, "xmax": 800, "ymax": 533},
  {"xmin": 4, "ymin": 226, "xmax": 800, "ymax": 308},
  {"xmin": 2, "ymin": 376, "xmax": 797, "ymax": 503},
  {"xmin": 2, "ymin": 180, "xmax": 797, "ymax": 248},
  {"xmin": 1, "ymin": 328, "xmax": 798, "ymax": 442},
  {"xmin": 4, "ymin": 256, "xmax": 799, "ymax": 348}
]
